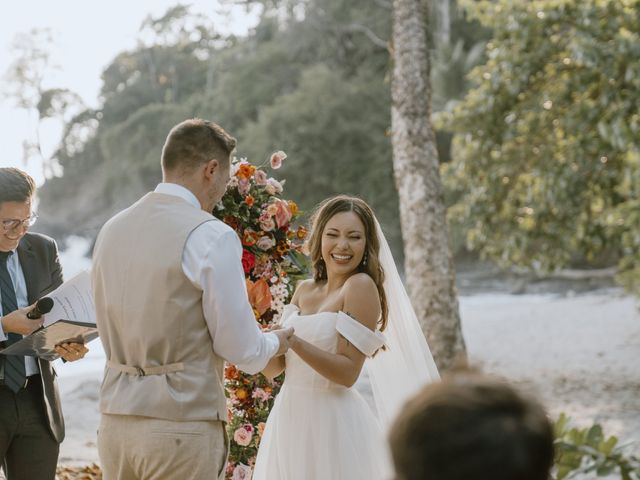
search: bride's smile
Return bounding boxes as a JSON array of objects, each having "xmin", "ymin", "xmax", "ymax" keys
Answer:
[{"xmin": 321, "ymin": 211, "xmax": 366, "ymax": 276}]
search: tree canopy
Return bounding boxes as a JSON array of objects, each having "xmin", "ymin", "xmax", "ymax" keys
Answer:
[
  {"xmin": 32, "ymin": 0, "xmax": 486, "ymax": 261},
  {"xmin": 441, "ymin": 0, "xmax": 640, "ymax": 293}
]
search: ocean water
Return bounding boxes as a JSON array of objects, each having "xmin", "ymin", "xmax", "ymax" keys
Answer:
[{"xmin": 55, "ymin": 236, "xmax": 105, "ymax": 379}]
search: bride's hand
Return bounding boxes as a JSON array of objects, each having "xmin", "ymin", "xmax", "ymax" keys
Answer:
[{"xmin": 273, "ymin": 327, "xmax": 295, "ymax": 356}]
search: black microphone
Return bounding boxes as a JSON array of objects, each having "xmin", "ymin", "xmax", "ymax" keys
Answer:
[{"xmin": 27, "ymin": 297, "xmax": 54, "ymax": 319}]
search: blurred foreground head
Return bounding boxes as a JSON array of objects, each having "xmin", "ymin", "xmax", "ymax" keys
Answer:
[{"xmin": 389, "ymin": 372, "xmax": 554, "ymax": 480}]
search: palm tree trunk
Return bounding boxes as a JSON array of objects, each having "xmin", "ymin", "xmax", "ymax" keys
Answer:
[{"xmin": 391, "ymin": 0, "xmax": 465, "ymax": 371}]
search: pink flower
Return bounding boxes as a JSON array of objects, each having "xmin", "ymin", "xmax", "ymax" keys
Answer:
[
  {"xmin": 270, "ymin": 150, "xmax": 287, "ymax": 169},
  {"xmin": 267, "ymin": 178, "xmax": 284, "ymax": 194},
  {"xmin": 232, "ymin": 463, "xmax": 252, "ymax": 480},
  {"xmin": 253, "ymin": 257, "xmax": 274, "ymax": 279},
  {"xmin": 254, "ymin": 169, "xmax": 268, "ymax": 186},
  {"xmin": 256, "ymin": 235, "xmax": 276, "ymax": 251},
  {"xmin": 233, "ymin": 425, "xmax": 253, "ymax": 446},
  {"xmin": 238, "ymin": 178, "xmax": 251, "ymax": 196},
  {"xmin": 260, "ymin": 215, "xmax": 276, "ymax": 232},
  {"xmin": 252, "ymin": 387, "xmax": 272, "ymax": 402},
  {"xmin": 274, "ymin": 199, "xmax": 292, "ymax": 228}
]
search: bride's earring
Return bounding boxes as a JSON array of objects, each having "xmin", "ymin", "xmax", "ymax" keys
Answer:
[{"xmin": 362, "ymin": 251, "xmax": 368, "ymax": 266}]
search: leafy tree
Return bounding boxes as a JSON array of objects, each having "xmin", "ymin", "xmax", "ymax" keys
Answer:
[
  {"xmin": 238, "ymin": 63, "xmax": 403, "ymax": 254},
  {"xmin": 442, "ymin": 0, "xmax": 640, "ymax": 294}
]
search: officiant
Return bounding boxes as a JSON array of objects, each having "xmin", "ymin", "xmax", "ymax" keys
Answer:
[{"xmin": 0, "ymin": 167, "xmax": 88, "ymax": 480}]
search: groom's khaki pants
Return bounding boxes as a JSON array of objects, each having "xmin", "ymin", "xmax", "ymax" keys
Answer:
[{"xmin": 98, "ymin": 414, "xmax": 228, "ymax": 480}]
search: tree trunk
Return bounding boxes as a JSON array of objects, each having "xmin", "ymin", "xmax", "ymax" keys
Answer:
[{"xmin": 390, "ymin": 0, "xmax": 465, "ymax": 371}]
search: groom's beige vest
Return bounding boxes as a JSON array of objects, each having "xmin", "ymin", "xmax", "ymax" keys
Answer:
[{"xmin": 92, "ymin": 192, "xmax": 227, "ymax": 422}]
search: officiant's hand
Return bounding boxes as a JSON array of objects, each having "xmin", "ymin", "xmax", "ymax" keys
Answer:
[
  {"xmin": 0, "ymin": 304, "xmax": 43, "ymax": 336},
  {"xmin": 55, "ymin": 342, "xmax": 89, "ymax": 362},
  {"xmin": 273, "ymin": 326, "xmax": 295, "ymax": 356}
]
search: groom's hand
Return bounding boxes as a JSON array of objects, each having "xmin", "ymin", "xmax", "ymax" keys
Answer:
[{"xmin": 273, "ymin": 327, "xmax": 295, "ymax": 356}]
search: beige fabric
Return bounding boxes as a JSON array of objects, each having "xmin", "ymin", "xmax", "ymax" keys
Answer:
[
  {"xmin": 98, "ymin": 414, "xmax": 227, "ymax": 480},
  {"xmin": 92, "ymin": 192, "xmax": 227, "ymax": 421},
  {"xmin": 106, "ymin": 360, "xmax": 184, "ymax": 376}
]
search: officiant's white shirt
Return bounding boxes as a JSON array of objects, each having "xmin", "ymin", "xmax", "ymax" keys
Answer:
[{"xmin": 155, "ymin": 182, "xmax": 279, "ymax": 374}]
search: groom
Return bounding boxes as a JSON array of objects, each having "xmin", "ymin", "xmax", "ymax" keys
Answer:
[{"xmin": 92, "ymin": 118, "xmax": 294, "ymax": 480}]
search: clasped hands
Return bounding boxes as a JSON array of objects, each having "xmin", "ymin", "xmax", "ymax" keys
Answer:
[
  {"xmin": 268, "ymin": 324, "xmax": 296, "ymax": 356},
  {"xmin": 1, "ymin": 303, "xmax": 88, "ymax": 362}
]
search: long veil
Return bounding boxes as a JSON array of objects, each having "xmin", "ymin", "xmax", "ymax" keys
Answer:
[{"xmin": 362, "ymin": 220, "xmax": 440, "ymax": 431}]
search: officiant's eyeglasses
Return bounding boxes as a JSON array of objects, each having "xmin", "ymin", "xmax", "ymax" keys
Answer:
[{"xmin": 1, "ymin": 214, "xmax": 38, "ymax": 232}]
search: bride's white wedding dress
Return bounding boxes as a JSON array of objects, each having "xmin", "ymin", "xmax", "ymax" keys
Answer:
[{"xmin": 252, "ymin": 304, "xmax": 394, "ymax": 480}]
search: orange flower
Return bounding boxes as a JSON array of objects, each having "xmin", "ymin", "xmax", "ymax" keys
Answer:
[
  {"xmin": 242, "ymin": 229, "xmax": 259, "ymax": 246},
  {"xmin": 236, "ymin": 163, "xmax": 256, "ymax": 180},
  {"xmin": 225, "ymin": 364, "xmax": 239, "ymax": 380},
  {"xmin": 288, "ymin": 200, "xmax": 299, "ymax": 216},
  {"xmin": 246, "ymin": 278, "xmax": 272, "ymax": 316},
  {"xmin": 296, "ymin": 226, "xmax": 307, "ymax": 240},
  {"xmin": 245, "ymin": 195, "xmax": 255, "ymax": 207},
  {"xmin": 235, "ymin": 388, "xmax": 249, "ymax": 401}
]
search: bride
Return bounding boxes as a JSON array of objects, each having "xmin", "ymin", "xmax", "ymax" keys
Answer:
[{"xmin": 252, "ymin": 195, "xmax": 440, "ymax": 480}]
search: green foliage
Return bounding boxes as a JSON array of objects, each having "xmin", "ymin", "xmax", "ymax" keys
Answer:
[
  {"xmin": 442, "ymin": 0, "xmax": 640, "ymax": 293},
  {"xmin": 553, "ymin": 413, "xmax": 640, "ymax": 479},
  {"xmin": 25, "ymin": 0, "xmax": 489, "ymax": 260},
  {"xmin": 440, "ymin": 0, "xmax": 640, "ymax": 291},
  {"xmin": 238, "ymin": 63, "xmax": 403, "ymax": 256}
]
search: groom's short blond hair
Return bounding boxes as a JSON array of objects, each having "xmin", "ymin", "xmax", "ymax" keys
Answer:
[{"xmin": 161, "ymin": 118, "xmax": 236, "ymax": 173}]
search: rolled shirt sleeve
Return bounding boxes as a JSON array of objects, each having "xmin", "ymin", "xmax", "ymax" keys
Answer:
[{"xmin": 183, "ymin": 222, "xmax": 279, "ymax": 374}]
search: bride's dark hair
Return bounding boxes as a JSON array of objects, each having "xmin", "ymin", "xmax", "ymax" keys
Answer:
[{"xmin": 306, "ymin": 195, "xmax": 388, "ymax": 331}]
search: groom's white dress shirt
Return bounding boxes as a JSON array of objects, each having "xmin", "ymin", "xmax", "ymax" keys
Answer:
[{"xmin": 154, "ymin": 183, "xmax": 278, "ymax": 374}]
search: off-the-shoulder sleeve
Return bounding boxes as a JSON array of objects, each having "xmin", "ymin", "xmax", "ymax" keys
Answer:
[
  {"xmin": 336, "ymin": 311, "xmax": 387, "ymax": 357},
  {"xmin": 277, "ymin": 304, "xmax": 300, "ymax": 326}
]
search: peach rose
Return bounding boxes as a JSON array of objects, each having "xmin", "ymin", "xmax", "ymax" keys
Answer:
[
  {"xmin": 274, "ymin": 200, "xmax": 292, "ymax": 228},
  {"xmin": 233, "ymin": 426, "xmax": 253, "ymax": 447}
]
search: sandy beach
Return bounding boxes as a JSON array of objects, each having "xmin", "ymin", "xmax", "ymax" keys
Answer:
[{"xmin": 53, "ymin": 288, "xmax": 640, "ymax": 465}]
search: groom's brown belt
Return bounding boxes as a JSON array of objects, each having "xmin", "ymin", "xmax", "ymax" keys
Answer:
[{"xmin": 107, "ymin": 361, "xmax": 184, "ymax": 376}]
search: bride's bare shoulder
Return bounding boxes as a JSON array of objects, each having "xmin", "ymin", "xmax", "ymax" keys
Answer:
[
  {"xmin": 342, "ymin": 273, "xmax": 380, "ymax": 330},
  {"xmin": 344, "ymin": 272, "xmax": 378, "ymax": 296},
  {"xmin": 291, "ymin": 278, "xmax": 316, "ymax": 304}
]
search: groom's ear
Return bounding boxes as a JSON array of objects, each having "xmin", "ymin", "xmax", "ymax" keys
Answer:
[{"xmin": 203, "ymin": 158, "xmax": 219, "ymax": 179}]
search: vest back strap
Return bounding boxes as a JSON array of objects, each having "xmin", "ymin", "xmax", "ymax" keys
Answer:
[{"xmin": 107, "ymin": 360, "xmax": 185, "ymax": 376}]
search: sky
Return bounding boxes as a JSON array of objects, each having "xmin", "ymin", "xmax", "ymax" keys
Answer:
[{"xmin": 0, "ymin": 1, "xmax": 259, "ymax": 185}]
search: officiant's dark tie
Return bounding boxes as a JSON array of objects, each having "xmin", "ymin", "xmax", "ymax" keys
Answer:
[{"xmin": 0, "ymin": 251, "xmax": 27, "ymax": 393}]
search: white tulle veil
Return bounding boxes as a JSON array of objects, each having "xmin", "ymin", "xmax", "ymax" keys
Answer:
[{"xmin": 360, "ymin": 220, "xmax": 440, "ymax": 431}]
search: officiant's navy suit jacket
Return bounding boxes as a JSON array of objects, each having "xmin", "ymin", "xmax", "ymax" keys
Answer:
[{"xmin": 0, "ymin": 232, "xmax": 65, "ymax": 443}]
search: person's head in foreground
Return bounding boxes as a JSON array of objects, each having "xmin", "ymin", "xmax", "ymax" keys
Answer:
[{"xmin": 389, "ymin": 371, "xmax": 555, "ymax": 480}]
